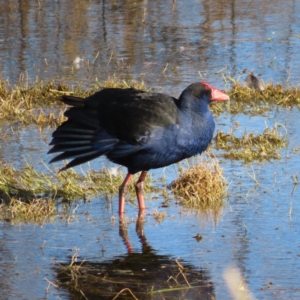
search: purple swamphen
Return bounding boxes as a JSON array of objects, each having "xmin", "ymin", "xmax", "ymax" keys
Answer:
[{"xmin": 48, "ymin": 82, "xmax": 229, "ymax": 215}]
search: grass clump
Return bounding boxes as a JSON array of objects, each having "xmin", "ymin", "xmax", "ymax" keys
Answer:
[
  {"xmin": 215, "ymin": 124, "xmax": 288, "ymax": 162},
  {"xmin": 170, "ymin": 156, "xmax": 226, "ymax": 210}
]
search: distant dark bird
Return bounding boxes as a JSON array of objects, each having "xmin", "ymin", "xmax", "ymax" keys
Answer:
[
  {"xmin": 243, "ymin": 69, "xmax": 265, "ymax": 90},
  {"xmin": 48, "ymin": 82, "xmax": 229, "ymax": 215}
]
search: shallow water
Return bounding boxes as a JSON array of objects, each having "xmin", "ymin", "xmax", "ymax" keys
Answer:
[
  {"xmin": 1, "ymin": 0, "xmax": 300, "ymax": 90},
  {"xmin": 1, "ymin": 0, "xmax": 300, "ymax": 299}
]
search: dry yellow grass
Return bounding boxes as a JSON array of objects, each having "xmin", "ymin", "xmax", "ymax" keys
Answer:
[
  {"xmin": 0, "ymin": 163, "xmax": 154, "ymax": 223},
  {"xmin": 215, "ymin": 124, "xmax": 288, "ymax": 162},
  {"xmin": 170, "ymin": 156, "xmax": 227, "ymax": 210},
  {"xmin": 0, "ymin": 197, "xmax": 56, "ymax": 224},
  {"xmin": 210, "ymin": 81, "xmax": 300, "ymax": 116}
]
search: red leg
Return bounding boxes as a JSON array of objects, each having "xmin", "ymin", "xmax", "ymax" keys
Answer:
[
  {"xmin": 119, "ymin": 218, "xmax": 133, "ymax": 254},
  {"xmin": 119, "ymin": 173, "xmax": 133, "ymax": 216},
  {"xmin": 135, "ymin": 171, "xmax": 148, "ymax": 212}
]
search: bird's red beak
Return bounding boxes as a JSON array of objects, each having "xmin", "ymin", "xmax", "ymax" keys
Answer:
[{"xmin": 201, "ymin": 82, "xmax": 230, "ymax": 101}]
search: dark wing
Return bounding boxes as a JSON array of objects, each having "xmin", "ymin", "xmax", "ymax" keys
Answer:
[
  {"xmin": 90, "ymin": 88, "xmax": 179, "ymax": 143},
  {"xmin": 49, "ymin": 88, "xmax": 179, "ymax": 170}
]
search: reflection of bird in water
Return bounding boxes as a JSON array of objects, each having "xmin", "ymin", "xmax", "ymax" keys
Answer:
[
  {"xmin": 55, "ymin": 217, "xmax": 215, "ymax": 299},
  {"xmin": 243, "ymin": 69, "xmax": 265, "ymax": 91}
]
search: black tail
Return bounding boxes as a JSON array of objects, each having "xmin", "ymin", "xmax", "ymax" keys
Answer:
[
  {"xmin": 48, "ymin": 96, "xmax": 117, "ymax": 171},
  {"xmin": 61, "ymin": 95, "xmax": 85, "ymax": 107}
]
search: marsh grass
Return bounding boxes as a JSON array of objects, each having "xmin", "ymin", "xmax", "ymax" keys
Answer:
[
  {"xmin": 0, "ymin": 164, "xmax": 154, "ymax": 223},
  {"xmin": 170, "ymin": 156, "xmax": 227, "ymax": 210},
  {"xmin": 210, "ymin": 82, "xmax": 300, "ymax": 116},
  {"xmin": 0, "ymin": 76, "xmax": 147, "ymax": 127},
  {"xmin": 230, "ymin": 82, "xmax": 300, "ymax": 107},
  {"xmin": 1, "ymin": 75, "xmax": 300, "ymax": 126},
  {"xmin": 0, "ymin": 197, "xmax": 56, "ymax": 224},
  {"xmin": 12, "ymin": 166, "xmax": 154, "ymax": 201},
  {"xmin": 215, "ymin": 123, "xmax": 288, "ymax": 162},
  {"xmin": 0, "ymin": 156, "xmax": 223, "ymax": 223}
]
